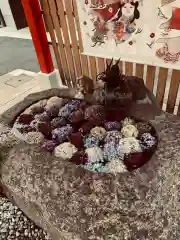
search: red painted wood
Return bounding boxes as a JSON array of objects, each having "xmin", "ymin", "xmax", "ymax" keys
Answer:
[{"xmin": 21, "ymin": 0, "xmax": 54, "ymax": 73}]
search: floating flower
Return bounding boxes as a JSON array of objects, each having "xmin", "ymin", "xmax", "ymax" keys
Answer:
[
  {"xmin": 104, "ymin": 121, "xmax": 121, "ymax": 131},
  {"xmin": 83, "ymin": 163, "xmax": 103, "ymax": 173},
  {"xmin": 30, "ymin": 119, "xmax": 42, "ymax": 131},
  {"xmin": 51, "ymin": 117, "xmax": 66, "ymax": 130},
  {"xmin": 52, "ymin": 125, "xmax": 73, "ymax": 144},
  {"xmin": 84, "ymin": 105, "xmax": 105, "ymax": 122},
  {"xmin": 136, "ymin": 122, "xmax": 152, "ymax": 135},
  {"xmin": 38, "ymin": 122, "xmax": 52, "ymax": 139},
  {"xmin": 34, "ymin": 112, "xmax": 51, "ymax": 122},
  {"xmin": 122, "ymin": 117, "xmax": 135, "ymax": 127},
  {"xmin": 58, "ymin": 100, "xmax": 81, "ymax": 118},
  {"xmin": 45, "ymin": 105, "xmax": 59, "ymax": 118},
  {"xmin": 118, "ymin": 137, "xmax": 142, "ymax": 155},
  {"xmin": 47, "ymin": 96, "xmax": 64, "ymax": 108},
  {"xmin": 104, "ymin": 130, "xmax": 122, "ymax": 144},
  {"xmin": 70, "ymin": 151, "xmax": 88, "ymax": 165},
  {"xmin": 54, "ymin": 142, "xmax": 77, "ymax": 159},
  {"xmin": 104, "ymin": 142, "xmax": 124, "ymax": 161},
  {"xmin": 140, "ymin": 133, "xmax": 157, "ymax": 150},
  {"xmin": 90, "ymin": 126, "xmax": 106, "ymax": 140},
  {"xmin": 121, "ymin": 124, "xmax": 138, "ymax": 138},
  {"xmin": 79, "ymin": 121, "xmax": 94, "ymax": 135},
  {"xmin": 42, "ymin": 140, "xmax": 58, "ymax": 152},
  {"xmin": 17, "ymin": 114, "xmax": 34, "ymax": 125},
  {"xmin": 124, "ymin": 152, "xmax": 147, "ymax": 170},
  {"xmin": 69, "ymin": 132, "xmax": 84, "ymax": 149},
  {"xmin": 84, "ymin": 135, "xmax": 100, "ymax": 148},
  {"xmin": 85, "ymin": 147, "xmax": 104, "ymax": 164},
  {"xmin": 70, "ymin": 109, "xmax": 84, "ymax": 123}
]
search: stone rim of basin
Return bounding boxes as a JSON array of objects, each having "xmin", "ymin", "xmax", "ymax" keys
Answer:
[{"xmin": 2, "ymin": 88, "xmax": 180, "ymax": 240}]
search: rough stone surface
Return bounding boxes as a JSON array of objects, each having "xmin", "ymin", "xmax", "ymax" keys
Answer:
[{"xmin": 0, "ymin": 88, "xmax": 180, "ymax": 240}]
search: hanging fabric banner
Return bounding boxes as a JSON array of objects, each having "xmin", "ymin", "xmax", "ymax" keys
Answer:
[{"xmin": 76, "ymin": 0, "xmax": 180, "ymax": 69}]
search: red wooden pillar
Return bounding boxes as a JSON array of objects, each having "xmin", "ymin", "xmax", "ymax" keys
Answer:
[{"xmin": 21, "ymin": 0, "xmax": 54, "ymax": 73}]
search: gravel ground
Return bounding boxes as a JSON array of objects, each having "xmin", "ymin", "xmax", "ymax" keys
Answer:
[{"xmin": 0, "ymin": 196, "xmax": 51, "ymax": 240}]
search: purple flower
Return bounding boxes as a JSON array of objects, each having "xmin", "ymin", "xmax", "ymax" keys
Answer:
[
  {"xmin": 140, "ymin": 133, "xmax": 157, "ymax": 150},
  {"xmin": 59, "ymin": 100, "xmax": 82, "ymax": 118},
  {"xmin": 42, "ymin": 140, "xmax": 58, "ymax": 152},
  {"xmin": 51, "ymin": 117, "xmax": 66, "ymax": 129},
  {"xmin": 104, "ymin": 121, "xmax": 121, "ymax": 131},
  {"xmin": 52, "ymin": 125, "xmax": 73, "ymax": 144},
  {"xmin": 35, "ymin": 112, "xmax": 51, "ymax": 122},
  {"xmin": 104, "ymin": 130, "xmax": 121, "ymax": 144}
]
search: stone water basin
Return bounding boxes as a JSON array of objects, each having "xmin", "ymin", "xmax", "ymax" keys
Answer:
[{"xmin": 0, "ymin": 88, "xmax": 180, "ymax": 240}]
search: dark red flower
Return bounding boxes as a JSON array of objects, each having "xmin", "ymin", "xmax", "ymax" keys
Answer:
[
  {"xmin": 124, "ymin": 152, "xmax": 148, "ymax": 171},
  {"xmin": 79, "ymin": 121, "xmax": 94, "ymax": 135},
  {"xmin": 70, "ymin": 151, "xmax": 88, "ymax": 165},
  {"xmin": 18, "ymin": 114, "xmax": 34, "ymax": 125},
  {"xmin": 70, "ymin": 109, "xmax": 84, "ymax": 123},
  {"xmin": 38, "ymin": 122, "xmax": 52, "ymax": 139},
  {"xmin": 69, "ymin": 132, "xmax": 84, "ymax": 149}
]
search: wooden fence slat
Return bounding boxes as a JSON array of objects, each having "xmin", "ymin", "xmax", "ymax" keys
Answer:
[
  {"xmin": 64, "ymin": 0, "xmax": 82, "ymax": 78},
  {"xmin": 89, "ymin": 56, "xmax": 97, "ymax": 83},
  {"xmin": 55, "ymin": 0, "xmax": 76, "ymax": 86},
  {"xmin": 72, "ymin": 0, "xmax": 89, "ymax": 77},
  {"xmin": 98, "ymin": 58, "xmax": 105, "ymax": 74},
  {"xmin": 125, "ymin": 62, "xmax": 133, "ymax": 76},
  {"xmin": 156, "ymin": 68, "xmax": 168, "ymax": 108},
  {"xmin": 136, "ymin": 64, "xmax": 144, "ymax": 79},
  {"xmin": 48, "ymin": 0, "xmax": 71, "ymax": 86},
  {"xmin": 167, "ymin": 70, "xmax": 180, "ymax": 114},
  {"xmin": 41, "ymin": 0, "xmax": 66, "ymax": 85},
  {"xmin": 146, "ymin": 65, "xmax": 156, "ymax": 91},
  {"xmin": 119, "ymin": 61, "xmax": 123, "ymax": 74}
]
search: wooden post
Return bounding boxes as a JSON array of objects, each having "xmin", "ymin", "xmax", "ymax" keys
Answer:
[{"xmin": 21, "ymin": 0, "xmax": 54, "ymax": 73}]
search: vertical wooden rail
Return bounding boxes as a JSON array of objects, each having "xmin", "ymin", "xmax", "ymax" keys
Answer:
[
  {"xmin": 64, "ymin": 0, "xmax": 82, "ymax": 78},
  {"xmin": 48, "ymin": 0, "xmax": 72, "ymax": 86},
  {"xmin": 21, "ymin": 0, "xmax": 54, "ymax": 73},
  {"xmin": 72, "ymin": 0, "xmax": 89, "ymax": 77},
  {"xmin": 125, "ymin": 62, "xmax": 133, "ymax": 76},
  {"xmin": 55, "ymin": 0, "xmax": 77, "ymax": 86},
  {"xmin": 156, "ymin": 68, "xmax": 168, "ymax": 108},
  {"xmin": 41, "ymin": 0, "xmax": 66, "ymax": 84},
  {"xmin": 98, "ymin": 58, "xmax": 105, "ymax": 74},
  {"xmin": 136, "ymin": 64, "xmax": 144, "ymax": 79},
  {"xmin": 167, "ymin": 70, "xmax": 180, "ymax": 114},
  {"xmin": 146, "ymin": 65, "xmax": 156, "ymax": 91}
]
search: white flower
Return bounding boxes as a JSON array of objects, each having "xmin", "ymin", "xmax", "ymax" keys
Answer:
[
  {"xmin": 122, "ymin": 117, "xmax": 135, "ymax": 127},
  {"xmin": 119, "ymin": 137, "xmax": 142, "ymax": 154},
  {"xmin": 85, "ymin": 147, "xmax": 103, "ymax": 164},
  {"xmin": 47, "ymin": 96, "xmax": 64, "ymax": 108},
  {"xmin": 121, "ymin": 124, "xmax": 138, "ymax": 138},
  {"xmin": 54, "ymin": 142, "xmax": 77, "ymax": 159},
  {"xmin": 90, "ymin": 126, "xmax": 106, "ymax": 139}
]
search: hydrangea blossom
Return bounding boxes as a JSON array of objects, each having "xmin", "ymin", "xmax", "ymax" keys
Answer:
[{"xmin": 52, "ymin": 125, "xmax": 73, "ymax": 144}]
